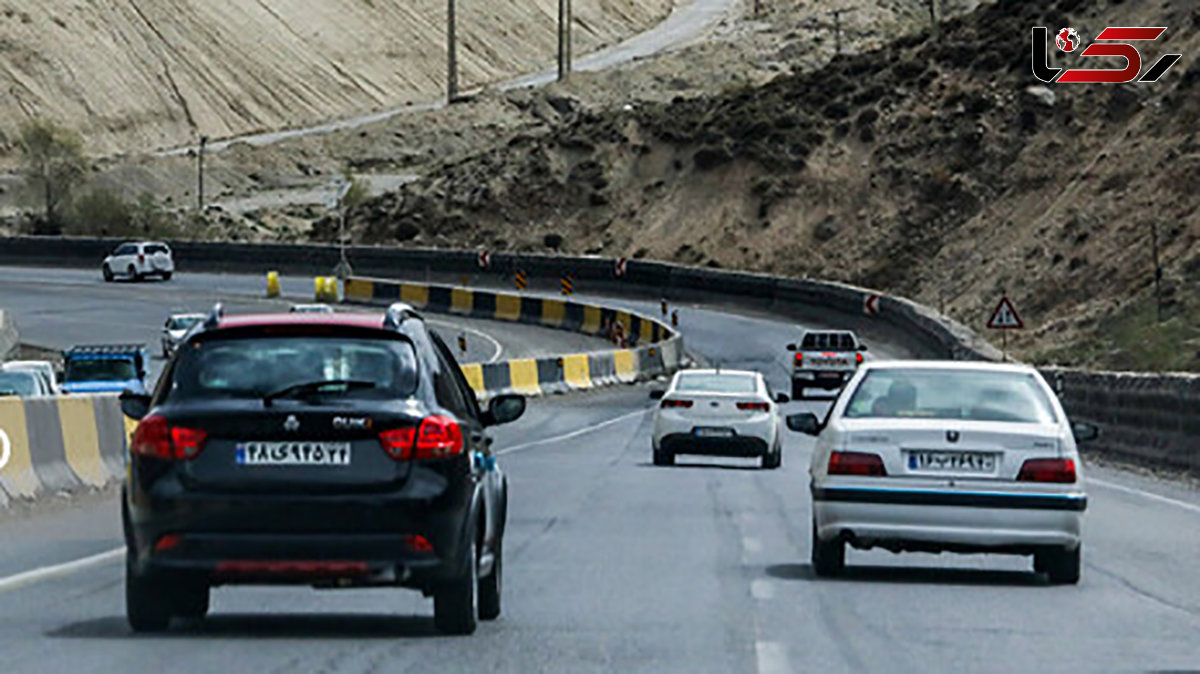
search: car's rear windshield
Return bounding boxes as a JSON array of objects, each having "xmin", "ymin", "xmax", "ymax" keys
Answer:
[
  {"xmin": 801, "ymin": 332, "xmax": 857, "ymax": 350},
  {"xmin": 675, "ymin": 372, "xmax": 757, "ymax": 394},
  {"xmin": 844, "ymin": 369, "xmax": 1057, "ymax": 423},
  {"xmin": 65, "ymin": 358, "xmax": 136, "ymax": 383},
  {"xmin": 168, "ymin": 316, "xmax": 203, "ymax": 330},
  {"xmin": 0, "ymin": 372, "xmax": 40, "ymax": 396},
  {"xmin": 165, "ymin": 336, "xmax": 419, "ymax": 401},
  {"xmin": 145, "ymin": 244, "xmax": 170, "ymax": 255}
]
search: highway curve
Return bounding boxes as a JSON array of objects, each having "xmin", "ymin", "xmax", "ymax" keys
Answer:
[{"xmin": 0, "ymin": 274, "xmax": 1198, "ymax": 672}]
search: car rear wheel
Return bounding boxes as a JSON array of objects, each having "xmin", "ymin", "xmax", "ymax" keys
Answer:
[
  {"xmin": 652, "ymin": 448, "xmax": 674, "ymax": 466},
  {"xmin": 1038, "ymin": 545, "xmax": 1081, "ymax": 585},
  {"xmin": 161, "ymin": 272, "xmax": 173, "ymax": 281},
  {"xmin": 791, "ymin": 380, "xmax": 805, "ymax": 400},
  {"xmin": 762, "ymin": 446, "xmax": 781, "ymax": 470},
  {"xmin": 126, "ymin": 554, "xmax": 172, "ymax": 632},
  {"xmin": 478, "ymin": 537, "xmax": 502, "ymax": 621},
  {"xmin": 127, "ymin": 265, "xmax": 139, "ymax": 282},
  {"xmin": 174, "ymin": 581, "xmax": 211, "ymax": 620},
  {"xmin": 102, "ymin": 265, "xmax": 114, "ymax": 283},
  {"xmin": 811, "ymin": 520, "xmax": 844, "ymax": 577},
  {"xmin": 433, "ymin": 540, "xmax": 478, "ymax": 635}
]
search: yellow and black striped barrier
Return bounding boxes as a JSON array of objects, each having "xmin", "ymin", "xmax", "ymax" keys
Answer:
[
  {"xmin": 561, "ymin": 273, "xmax": 575, "ymax": 296},
  {"xmin": 515, "ymin": 269, "xmax": 528, "ymax": 291}
]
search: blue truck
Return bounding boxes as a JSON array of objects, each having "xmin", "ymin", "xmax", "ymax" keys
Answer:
[{"xmin": 61, "ymin": 344, "xmax": 149, "ymax": 395}]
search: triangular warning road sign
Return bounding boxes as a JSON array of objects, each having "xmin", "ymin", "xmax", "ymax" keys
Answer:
[{"xmin": 987, "ymin": 296, "xmax": 1025, "ymax": 330}]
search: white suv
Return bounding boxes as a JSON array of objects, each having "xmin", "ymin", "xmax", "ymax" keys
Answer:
[{"xmin": 102, "ymin": 242, "xmax": 175, "ymax": 282}]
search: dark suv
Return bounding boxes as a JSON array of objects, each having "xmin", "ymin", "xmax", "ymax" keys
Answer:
[{"xmin": 120, "ymin": 303, "xmax": 525, "ymax": 635}]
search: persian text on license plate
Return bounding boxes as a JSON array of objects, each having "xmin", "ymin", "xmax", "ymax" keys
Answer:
[
  {"xmin": 693, "ymin": 427, "xmax": 735, "ymax": 438},
  {"xmin": 236, "ymin": 442, "xmax": 351, "ymax": 467},
  {"xmin": 907, "ymin": 451, "xmax": 997, "ymax": 473}
]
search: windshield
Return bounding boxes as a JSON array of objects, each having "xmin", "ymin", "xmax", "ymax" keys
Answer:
[
  {"xmin": 168, "ymin": 316, "xmax": 203, "ymax": 331},
  {"xmin": 844, "ymin": 369, "xmax": 1058, "ymax": 423},
  {"xmin": 802, "ymin": 332, "xmax": 857, "ymax": 350},
  {"xmin": 0, "ymin": 372, "xmax": 41, "ymax": 396},
  {"xmin": 675, "ymin": 372, "xmax": 757, "ymax": 394},
  {"xmin": 166, "ymin": 336, "xmax": 418, "ymax": 401},
  {"xmin": 65, "ymin": 358, "xmax": 137, "ymax": 383}
]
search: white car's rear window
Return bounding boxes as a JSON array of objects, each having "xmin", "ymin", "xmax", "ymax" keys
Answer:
[
  {"xmin": 845, "ymin": 369, "xmax": 1057, "ymax": 423},
  {"xmin": 675, "ymin": 373, "xmax": 757, "ymax": 394}
]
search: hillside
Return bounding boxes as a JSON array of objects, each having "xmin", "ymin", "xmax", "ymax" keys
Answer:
[
  {"xmin": 333, "ymin": 0, "xmax": 1200, "ymax": 371},
  {"xmin": 0, "ymin": 0, "xmax": 671, "ymax": 158}
]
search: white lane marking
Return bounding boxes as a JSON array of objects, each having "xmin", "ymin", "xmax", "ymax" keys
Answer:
[
  {"xmin": 756, "ymin": 641, "xmax": 792, "ymax": 674},
  {"xmin": 426, "ymin": 319, "xmax": 504, "ymax": 364},
  {"xmin": 0, "ymin": 547, "xmax": 123, "ymax": 596},
  {"xmin": 1088, "ymin": 477, "xmax": 1200, "ymax": 515},
  {"xmin": 750, "ymin": 579, "xmax": 775, "ymax": 601},
  {"xmin": 496, "ymin": 409, "xmax": 649, "ymax": 456}
]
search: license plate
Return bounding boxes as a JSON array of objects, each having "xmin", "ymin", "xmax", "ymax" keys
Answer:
[
  {"xmin": 693, "ymin": 427, "xmax": 735, "ymax": 438},
  {"xmin": 907, "ymin": 451, "xmax": 996, "ymax": 473},
  {"xmin": 235, "ymin": 442, "xmax": 351, "ymax": 466}
]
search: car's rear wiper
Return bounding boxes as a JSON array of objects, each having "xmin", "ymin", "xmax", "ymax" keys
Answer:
[{"xmin": 263, "ymin": 379, "xmax": 376, "ymax": 407}]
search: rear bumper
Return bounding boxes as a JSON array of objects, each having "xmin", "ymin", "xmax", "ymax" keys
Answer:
[
  {"xmin": 793, "ymin": 371, "xmax": 852, "ymax": 388},
  {"xmin": 658, "ymin": 433, "xmax": 770, "ymax": 458},
  {"xmin": 813, "ymin": 485, "xmax": 1085, "ymax": 552}
]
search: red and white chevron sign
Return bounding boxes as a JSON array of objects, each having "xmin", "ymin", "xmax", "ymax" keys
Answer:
[
  {"xmin": 863, "ymin": 294, "xmax": 881, "ymax": 316},
  {"xmin": 614, "ymin": 257, "xmax": 628, "ymax": 278},
  {"xmin": 477, "ymin": 249, "xmax": 491, "ymax": 269}
]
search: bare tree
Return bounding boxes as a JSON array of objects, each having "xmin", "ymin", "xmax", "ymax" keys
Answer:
[{"xmin": 18, "ymin": 119, "xmax": 87, "ymax": 226}]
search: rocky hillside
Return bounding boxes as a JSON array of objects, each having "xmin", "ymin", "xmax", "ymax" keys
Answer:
[
  {"xmin": 0, "ymin": 0, "xmax": 671, "ymax": 159},
  {"xmin": 335, "ymin": 0, "xmax": 1200, "ymax": 371}
]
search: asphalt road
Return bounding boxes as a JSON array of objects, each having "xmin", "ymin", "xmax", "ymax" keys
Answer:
[
  {"xmin": 0, "ymin": 271, "xmax": 1198, "ymax": 672},
  {"xmin": 0, "ymin": 266, "xmax": 607, "ymax": 381}
]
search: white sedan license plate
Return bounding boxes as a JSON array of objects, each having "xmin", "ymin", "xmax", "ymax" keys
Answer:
[
  {"xmin": 236, "ymin": 442, "xmax": 351, "ymax": 467},
  {"xmin": 908, "ymin": 451, "xmax": 996, "ymax": 473},
  {"xmin": 693, "ymin": 427, "xmax": 735, "ymax": 438}
]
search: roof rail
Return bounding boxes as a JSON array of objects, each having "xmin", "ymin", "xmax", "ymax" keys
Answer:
[
  {"xmin": 383, "ymin": 302, "xmax": 422, "ymax": 329},
  {"xmin": 204, "ymin": 302, "xmax": 225, "ymax": 329}
]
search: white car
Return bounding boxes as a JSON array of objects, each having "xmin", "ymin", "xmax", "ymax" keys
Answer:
[
  {"xmin": 289, "ymin": 303, "xmax": 335, "ymax": 314},
  {"xmin": 0, "ymin": 361, "xmax": 58, "ymax": 395},
  {"xmin": 788, "ymin": 360, "xmax": 1094, "ymax": 583},
  {"xmin": 161, "ymin": 313, "xmax": 206, "ymax": 358},
  {"xmin": 0, "ymin": 369, "xmax": 53, "ymax": 397},
  {"xmin": 102, "ymin": 241, "xmax": 174, "ymax": 282},
  {"xmin": 651, "ymin": 369, "xmax": 788, "ymax": 469}
]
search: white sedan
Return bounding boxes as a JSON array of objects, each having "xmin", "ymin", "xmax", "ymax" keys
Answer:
[
  {"xmin": 651, "ymin": 369, "xmax": 788, "ymax": 469},
  {"xmin": 788, "ymin": 361, "xmax": 1095, "ymax": 584}
]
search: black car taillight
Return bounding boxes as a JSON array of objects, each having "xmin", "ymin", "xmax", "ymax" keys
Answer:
[
  {"xmin": 379, "ymin": 415, "xmax": 464, "ymax": 461},
  {"xmin": 828, "ymin": 451, "xmax": 887, "ymax": 477},
  {"xmin": 131, "ymin": 415, "xmax": 207, "ymax": 460}
]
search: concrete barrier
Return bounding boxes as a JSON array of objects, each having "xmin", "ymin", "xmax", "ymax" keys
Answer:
[
  {"xmin": 1043, "ymin": 368, "xmax": 1200, "ymax": 477},
  {"xmin": 0, "ymin": 310, "xmax": 18, "ymax": 362},
  {"xmin": 0, "ymin": 394, "xmax": 129, "ymax": 506},
  {"xmin": 344, "ymin": 276, "xmax": 685, "ymax": 400}
]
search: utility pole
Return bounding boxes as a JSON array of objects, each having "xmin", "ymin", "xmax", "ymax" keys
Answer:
[
  {"xmin": 197, "ymin": 135, "xmax": 208, "ymax": 212},
  {"xmin": 558, "ymin": 0, "xmax": 572, "ymax": 81},
  {"xmin": 1151, "ymin": 223, "xmax": 1163, "ymax": 323},
  {"xmin": 447, "ymin": 0, "xmax": 458, "ymax": 102},
  {"xmin": 828, "ymin": 8, "xmax": 855, "ymax": 56},
  {"xmin": 927, "ymin": 0, "xmax": 938, "ymax": 35}
]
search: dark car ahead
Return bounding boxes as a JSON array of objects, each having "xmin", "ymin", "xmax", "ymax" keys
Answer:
[{"xmin": 120, "ymin": 303, "xmax": 525, "ymax": 635}]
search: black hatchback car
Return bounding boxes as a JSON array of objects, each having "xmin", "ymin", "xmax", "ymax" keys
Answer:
[{"xmin": 120, "ymin": 303, "xmax": 525, "ymax": 635}]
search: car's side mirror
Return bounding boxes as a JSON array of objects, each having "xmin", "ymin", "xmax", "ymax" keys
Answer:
[
  {"xmin": 786, "ymin": 412, "xmax": 822, "ymax": 436},
  {"xmin": 774, "ymin": 393, "xmax": 790, "ymax": 404},
  {"xmin": 1071, "ymin": 421, "xmax": 1099, "ymax": 443},
  {"xmin": 484, "ymin": 394, "xmax": 526, "ymax": 427},
  {"xmin": 120, "ymin": 390, "xmax": 152, "ymax": 421},
  {"xmin": 649, "ymin": 389, "xmax": 666, "ymax": 400},
  {"xmin": 786, "ymin": 343, "xmax": 798, "ymax": 352}
]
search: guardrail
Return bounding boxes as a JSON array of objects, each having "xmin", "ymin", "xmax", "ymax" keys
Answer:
[{"xmin": 343, "ymin": 276, "xmax": 684, "ymax": 399}]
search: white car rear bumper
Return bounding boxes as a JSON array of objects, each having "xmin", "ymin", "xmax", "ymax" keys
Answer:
[{"xmin": 813, "ymin": 486, "xmax": 1084, "ymax": 550}]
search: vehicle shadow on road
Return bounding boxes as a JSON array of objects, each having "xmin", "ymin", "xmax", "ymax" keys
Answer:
[
  {"xmin": 47, "ymin": 613, "xmax": 442, "ymax": 640},
  {"xmin": 634, "ymin": 461, "xmax": 762, "ymax": 472},
  {"xmin": 764, "ymin": 563, "xmax": 1046, "ymax": 587}
]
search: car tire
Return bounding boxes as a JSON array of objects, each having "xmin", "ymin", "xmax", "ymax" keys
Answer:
[
  {"xmin": 1039, "ymin": 545, "xmax": 1081, "ymax": 585},
  {"xmin": 126, "ymin": 553, "xmax": 172, "ymax": 633},
  {"xmin": 162, "ymin": 272, "xmax": 173, "ymax": 281},
  {"xmin": 127, "ymin": 265, "xmax": 139, "ymax": 282},
  {"xmin": 652, "ymin": 449, "xmax": 674, "ymax": 466},
  {"xmin": 791, "ymin": 380, "xmax": 805, "ymax": 400},
  {"xmin": 102, "ymin": 265, "xmax": 114, "ymax": 283},
  {"xmin": 433, "ymin": 540, "xmax": 478, "ymax": 635},
  {"xmin": 478, "ymin": 537, "xmax": 502, "ymax": 621},
  {"xmin": 811, "ymin": 519, "xmax": 844, "ymax": 577},
  {"xmin": 762, "ymin": 446, "xmax": 781, "ymax": 470}
]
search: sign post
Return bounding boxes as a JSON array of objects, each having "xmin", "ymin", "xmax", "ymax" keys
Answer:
[{"xmin": 986, "ymin": 295, "xmax": 1025, "ymax": 361}]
